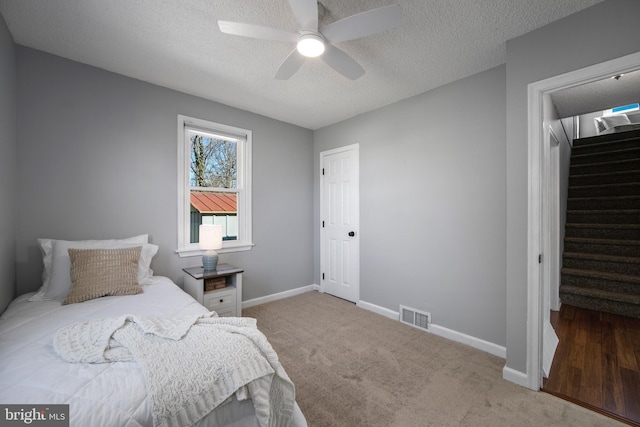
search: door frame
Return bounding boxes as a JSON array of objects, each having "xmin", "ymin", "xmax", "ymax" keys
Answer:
[
  {"xmin": 525, "ymin": 51, "xmax": 640, "ymax": 390},
  {"xmin": 319, "ymin": 143, "xmax": 360, "ymax": 302},
  {"xmin": 547, "ymin": 126, "xmax": 561, "ymax": 313}
]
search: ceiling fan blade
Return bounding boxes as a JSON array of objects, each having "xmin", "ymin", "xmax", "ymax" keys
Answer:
[
  {"xmin": 274, "ymin": 49, "xmax": 306, "ymax": 80},
  {"xmin": 321, "ymin": 45, "xmax": 365, "ymax": 80},
  {"xmin": 321, "ymin": 4, "xmax": 402, "ymax": 43},
  {"xmin": 218, "ymin": 21, "xmax": 298, "ymax": 42},
  {"xmin": 288, "ymin": 0, "xmax": 318, "ymax": 31}
]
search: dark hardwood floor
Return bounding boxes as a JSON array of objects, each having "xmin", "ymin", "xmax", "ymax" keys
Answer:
[{"xmin": 542, "ymin": 304, "xmax": 640, "ymax": 426}]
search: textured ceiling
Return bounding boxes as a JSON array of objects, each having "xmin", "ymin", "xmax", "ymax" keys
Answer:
[
  {"xmin": 551, "ymin": 69, "xmax": 640, "ymax": 119},
  {"xmin": 0, "ymin": 0, "xmax": 607, "ymax": 129}
]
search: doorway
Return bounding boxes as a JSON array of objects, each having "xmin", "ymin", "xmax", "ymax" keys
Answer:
[
  {"xmin": 320, "ymin": 144, "xmax": 360, "ymax": 303},
  {"xmin": 527, "ymin": 51, "xmax": 640, "ymax": 391}
]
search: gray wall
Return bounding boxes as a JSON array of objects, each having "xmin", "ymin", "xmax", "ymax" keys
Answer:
[
  {"xmin": 314, "ymin": 65, "xmax": 507, "ymax": 347},
  {"xmin": 505, "ymin": 0, "xmax": 640, "ymax": 373},
  {"xmin": 15, "ymin": 47, "xmax": 314, "ymax": 301},
  {"xmin": 0, "ymin": 13, "xmax": 16, "ymax": 312}
]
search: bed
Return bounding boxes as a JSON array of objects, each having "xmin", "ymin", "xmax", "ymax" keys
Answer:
[{"xmin": 0, "ymin": 235, "xmax": 307, "ymax": 427}]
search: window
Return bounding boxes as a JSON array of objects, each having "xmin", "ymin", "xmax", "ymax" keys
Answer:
[
  {"xmin": 603, "ymin": 102, "xmax": 639, "ymax": 116},
  {"xmin": 177, "ymin": 115, "xmax": 252, "ymax": 256}
]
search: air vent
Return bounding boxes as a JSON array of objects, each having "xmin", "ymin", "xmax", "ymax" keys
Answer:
[{"xmin": 399, "ymin": 305, "xmax": 431, "ymax": 331}]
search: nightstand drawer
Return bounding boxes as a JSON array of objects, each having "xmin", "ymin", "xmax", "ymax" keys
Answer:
[
  {"xmin": 203, "ymin": 289, "xmax": 236, "ymax": 312},
  {"xmin": 182, "ymin": 264, "xmax": 243, "ymax": 317}
]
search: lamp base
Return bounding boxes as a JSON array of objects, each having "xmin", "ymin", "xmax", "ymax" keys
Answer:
[{"xmin": 202, "ymin": 251, "xmax": 219, "ymax": 271}]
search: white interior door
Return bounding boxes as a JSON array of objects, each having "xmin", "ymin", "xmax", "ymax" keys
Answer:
[
  {"xmin": 320, "ymin": 144, "xmax": 360, "ymax": 303},
  {"xmin": 541, "ymin": 125, "xmax": 559, "ymax": 379}
]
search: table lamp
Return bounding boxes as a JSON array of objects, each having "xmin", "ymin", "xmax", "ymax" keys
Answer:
[{"xmin": 199, "ymin": 224, "xmax": 223, "ymax": 271}]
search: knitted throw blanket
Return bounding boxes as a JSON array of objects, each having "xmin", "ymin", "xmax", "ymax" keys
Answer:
[{"xmin": 53, "ymin": 313, "xmax": 295, "ymax": 427}]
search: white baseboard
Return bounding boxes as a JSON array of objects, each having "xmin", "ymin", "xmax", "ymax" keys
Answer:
[
  {"xmin": 357, "ymin": 299, "xmax": 506, "ymax": 359},
  {"xmin": 429, "ymin": 324, "xmax": 506, "ymax": 359},
  {"xmin": 356, "ymin": 300, "xmax": 399, "ymax": 320},
  {"xmin": 242, "ymin": 284, "xmax": 320, "ymax": 309},
  {"xmin": 502, "ymin": 365, "xmax": 530, "ymax": 388}
]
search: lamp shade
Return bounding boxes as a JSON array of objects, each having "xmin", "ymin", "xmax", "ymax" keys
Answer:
[{"xmin": 199, "ymin": 224, "xmax": 223, "ymax": 250}]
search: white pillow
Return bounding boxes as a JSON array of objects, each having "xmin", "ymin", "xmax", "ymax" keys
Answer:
[
  {"xmin": 30, "ymin": 234, "xmax": 149, "ymax": 301},
  {"xmin": 593, "ymin": 117, "xmax": 607, "ymax": 134},
  {"xmin": 44, "ymin": 242, "xmax": 158, "ymax": 301},
  {"xmin": 601, "ymin": 114, "xmax": 631, "ymax": 129}
]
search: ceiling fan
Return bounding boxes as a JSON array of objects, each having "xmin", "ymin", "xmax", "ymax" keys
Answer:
[{"xmin": 218, "ymin": 0, "xmax": 402, "ymax": 80}]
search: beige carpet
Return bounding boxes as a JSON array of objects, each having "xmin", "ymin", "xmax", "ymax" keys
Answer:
[{"xmin": 244, "ymin": 291, "xmax": 624, "ymax": 427}]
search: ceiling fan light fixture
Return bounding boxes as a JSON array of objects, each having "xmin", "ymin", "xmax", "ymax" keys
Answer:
[
  {"xmin": 297, "ymin": 33, "xmax": 325, "ymax": 57},
  {"xmin": 218, "ymin": 3, "xmax": 402, "ymax": 79}
]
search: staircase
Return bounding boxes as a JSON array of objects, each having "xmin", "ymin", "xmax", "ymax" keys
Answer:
[{"xmin": 560, "ymin": 128, "xmax": 640, "ymax": 318}]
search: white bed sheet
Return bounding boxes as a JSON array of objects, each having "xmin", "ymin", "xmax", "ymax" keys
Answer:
[{"xmin": 0, "ymin": 276, "xmax": 306, "ymax": 427}]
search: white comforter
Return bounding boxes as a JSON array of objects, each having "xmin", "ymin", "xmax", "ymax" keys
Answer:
[
  {"xmin": 53, "ymin": 313, "xmax": 294, "ymax": 427},
  {"xmin": 0, "ymin": 277, "xmax": 306, "ymax": 427}
]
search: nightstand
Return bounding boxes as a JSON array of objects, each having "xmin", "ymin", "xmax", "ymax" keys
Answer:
[{"xmin": 182, "ymin": 264, "xmax": 244, "ymax": 317}]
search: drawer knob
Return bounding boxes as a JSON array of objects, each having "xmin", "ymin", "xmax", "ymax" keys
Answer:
[{"xmin": 220, "ymin": 299, "xmax": 224, "ymax": 303}]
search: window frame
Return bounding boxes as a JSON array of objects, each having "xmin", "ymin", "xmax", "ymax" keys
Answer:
[{"xmin": 177, "ymin": 115, "xmax": 253, "ymax": 257}]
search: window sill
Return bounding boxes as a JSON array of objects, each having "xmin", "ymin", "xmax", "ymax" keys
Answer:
[{"xmin": 176, "ymin": 242, "xmax": 254, "ymax": 258}]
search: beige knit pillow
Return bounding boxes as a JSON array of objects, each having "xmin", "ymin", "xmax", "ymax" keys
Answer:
[{"xmin": 64, "ymin": 246, "xmax": 143, "ymax": 305}]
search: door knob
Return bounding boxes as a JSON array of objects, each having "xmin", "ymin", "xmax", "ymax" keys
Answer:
[{"xmin": 348, "ymin": 231, "xmax": 356, "ymax": 237}]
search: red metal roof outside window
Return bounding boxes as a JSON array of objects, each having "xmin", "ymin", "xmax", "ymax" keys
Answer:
[{"xmin": 190, "ymin": 192, "xmax": 237, "ymax": 214}]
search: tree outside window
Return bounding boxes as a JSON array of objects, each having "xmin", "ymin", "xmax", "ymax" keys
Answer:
[{"xmin": 190, "ymin": 132, "xmax": 237, "ymax": 189}]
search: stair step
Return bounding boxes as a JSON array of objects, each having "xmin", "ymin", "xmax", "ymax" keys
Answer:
[
  {"xmin": 570, "ymin": 158, "xmax": 640, "ymax": 175},
  {"xmin": 564, "ymin": 223, "xmax": 640, "ymax": 240},
  {"xmin": 569, "ymin": 170, "xmax": 640, "ymax": 186},
  {"xmin": 561, "ymin": 268, "xmax": 640, "ymax": 301},
  {"xmin": 573, "ymin": 129, "xmax": 640, "ymax": 147},
  {"xmin": 572, "ymin": 138, "xmax": 640, "ymax": 155},
  {"xmin": 559, "ymin": 288, "xmax": 640, "ymax": 318},
  {"xmin": 566, "ymin": 209, "xmax": 640, "ymax": 224},
  {"xmin": 564, "ymin": 237, "xmax": 640, "ymax": 257},
  {"xmin": 568, "ymin": 182, "xmax": 640, "ymax": 197},
  {"xmin": 561, "ymin": 267, "xmax": 640, "ymax": 284},
  {"xmin": 560, "ymin": 284, "xmax": 640, "ymax": 303},
  {"xmin": 562, "ymin": 252, "xmax": 640, "ymax": 276},
  {"xmin": 567, "ymin": 195, "xmax": 640, "ymax": 210},
  {"xmin": 570, "ymin": 146, "xmax": 640, "ymax": 165}
]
